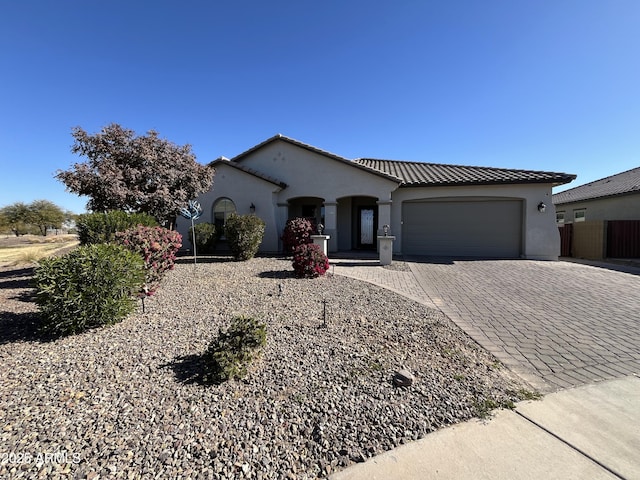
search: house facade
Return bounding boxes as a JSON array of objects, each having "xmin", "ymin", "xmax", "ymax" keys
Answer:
[
  {"xmin": 177, "ymin": 135, "xmax": 575, "ymax": 260},
  {"xmin": 553, "ymin": 167, "xmax": 640, "ymax": 259}
]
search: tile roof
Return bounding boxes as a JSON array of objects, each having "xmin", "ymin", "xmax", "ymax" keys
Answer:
[
  {"xmin": 553, "ymin": 166, "xmax": 640, "ymax": 205},
  {"xmin": 355, "ymin": 158, "xmax": 576, "ymax": 187}
]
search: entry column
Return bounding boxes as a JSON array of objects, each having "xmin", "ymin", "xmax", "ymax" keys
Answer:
[
  {"xmin": 376, "ymin": 200, "xmax": 392, "ymax": 237},
  {"xmin": 323, "ymin": 201, "xmax": 338, "ymax": 252}
]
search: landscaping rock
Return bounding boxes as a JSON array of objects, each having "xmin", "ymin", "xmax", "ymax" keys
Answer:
[
  {"xmin": 0, "ymin": 257, "xmax": 527, "ymax": 479},
  {"xmin": 393, "ymin": 369, "xmax": 415, "ymax": 387}
]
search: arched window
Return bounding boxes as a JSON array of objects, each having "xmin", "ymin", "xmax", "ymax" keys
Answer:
[{"xmin": 213, "ymin": 197, "xmax": 236, "ymax": 231}]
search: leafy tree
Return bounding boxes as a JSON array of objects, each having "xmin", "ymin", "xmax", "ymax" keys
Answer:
[
  {"xmin": 29, "ymin": 199, "xmax": 66, "ymax": 235},
  {"xmin": 56, "ymin": 123, "xmax": 214, "ymax": 226},
  {"xmin": 0, "ymin": 202, "xmax": 32, "ymax": 236}
]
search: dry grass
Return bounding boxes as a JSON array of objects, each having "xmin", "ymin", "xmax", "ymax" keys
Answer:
[{"xmin": 0, "ymin": 240, "xmax": 79, "ymax": 266}]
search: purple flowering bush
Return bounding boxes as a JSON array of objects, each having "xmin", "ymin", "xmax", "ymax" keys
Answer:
[
  {"xmin": 116, "ymin": 226, "xmax": 182, "ymax": 295},
  {"xmin": 292, "ymin": 243, "xmax": 330, "ymax": 278},
  {"xmin": 282, "ymin": 217, "xmax": 314, "ymax": 254}
]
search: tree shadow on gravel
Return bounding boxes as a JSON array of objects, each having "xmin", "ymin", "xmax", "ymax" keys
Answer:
[
  {"xmin": 161, "ymin": 354, "xmax": 216, "ymax": 386},
  {"xmin": 0, "ymin": 266, "xmax": 35, "ymax": 279}
]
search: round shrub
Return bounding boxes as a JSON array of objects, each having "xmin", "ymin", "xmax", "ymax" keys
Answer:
[
  {"xmin": 224, "ymin": 213, "xmax": 265, "ymax": 261},
  {"xmin": 204, "ymin": 316, "xmax": 267, "ymax": 384},
  {"xmin": 76, "ymin": 210, "xmax": 158, "ymax": 245},
  {"xmin": 188, "ymin": 222, "xmax": 218, "ymax": 254},
  {"xmin": 292, "ymin": 243, "xmax": 330, "ymax": 278},
  {"xmin": 33, "ymin": 244, "xmax": 145, "ymax": 336},
  {"xmin": 281, "ymin": 217, "xmax": 314, "ymax": 254},
  {"xmin": 116, "ymin": 226, "xmax": 182, "ymax": 295}
]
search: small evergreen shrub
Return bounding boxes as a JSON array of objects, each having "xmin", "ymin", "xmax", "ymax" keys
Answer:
[
  {"xmin": 281, "ymin": 217, "xmax": 314, "ymax": 254},
  {"xmin": 33, "ymin": 244, "xmax": 145, "ymax": 336},
  {"xmin": 204, "ymin": 316, "xmax": 267, "ymax": 383},
  {"xmin": 224, "ymin": 213, "xmax": 265, "ymax": 261},
  {"xmin": 116, "ymin": 226, "xmax": 182, "ymax": 295},
  {"xmin": 292, "ymin": 243, "xmax": 330, "ymax": 278},
  {"xmin": 188, "ymin": 222, "xmax": 218, "ymax": 254},
  {"xmin": 76, "ymin": 210, "xmax": 158, "ymax": 245}
]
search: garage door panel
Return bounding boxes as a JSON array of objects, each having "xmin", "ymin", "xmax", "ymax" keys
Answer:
[{"xmin": 402, "ymin": 200, "xmax": 522, "ymax": 257}]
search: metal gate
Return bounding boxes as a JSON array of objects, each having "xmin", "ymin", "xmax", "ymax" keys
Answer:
[
  {"xmin": 607, "ymin": 220, "xmax": 640, "ymax": 258},
  {"xmin": 558, "ymin": 224, "xmax": 572, "ymax": 257}
]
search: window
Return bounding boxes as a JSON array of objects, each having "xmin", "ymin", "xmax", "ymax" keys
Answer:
[
  {"xmin": 573, "ymin": 209, "xmax": 586, "ymax": 223},
  {"xmin": 556, "ymin": 211, "xmax": 565, "ymax": 224},
  {"xmin": 213, "ymin": 198, "xmax": 236, "ymax": 232}
]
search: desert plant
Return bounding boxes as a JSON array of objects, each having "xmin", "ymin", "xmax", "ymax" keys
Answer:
[
  {"xmin": 76, "ymin": 210, "xmax": 158, "ymax": 245},
  {"xmin": 204, "ymin": 316, "xmax": 267, "ymax": 383},
  {"xmin": 33, "ymin": 244, "xmax": 145, "ymax": 336},
  {"xmin": 281, "ymin": 217, "xmax": 314, "ymax": 254},
  {"xmin": 187, "ymin": 222, "xmax": 218, "ymax": 254},
  {"xmin": 292, "ymin": 243, "xmax": 330, "ymax": 278},
  {"xmin": 224, "ymin": 213, "xmax": 265, "ymax": 261},
  {"xmin": 116, "ymin": 226, "xmax": 182, "ymax": 295}
]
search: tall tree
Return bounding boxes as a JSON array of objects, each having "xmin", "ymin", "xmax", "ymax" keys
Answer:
[
  {"xmin": 56, "ymin": 124, "xmax": 215, "ymax": 225},
  {"xmin": 28, "ymin": 199, "xmax": 66, "ymax": 235},
  {"xmin": 0, "ymin": 202, "xmax": 33, "ymax": 236}
]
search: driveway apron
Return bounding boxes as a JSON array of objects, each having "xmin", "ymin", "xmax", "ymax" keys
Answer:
[{"xmin": 407, "ymin": 258, "xmax": 640, "ymax": 392}]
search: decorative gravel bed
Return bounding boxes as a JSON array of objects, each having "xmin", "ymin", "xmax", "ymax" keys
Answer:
[{"xmin": 0, "ymin": 256, "xmax": 529, "ymax": 479}]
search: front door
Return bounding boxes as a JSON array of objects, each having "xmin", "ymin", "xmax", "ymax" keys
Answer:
[{"xmin": 358, "ymin": 207, "xmax": 377, "ymax": 249}]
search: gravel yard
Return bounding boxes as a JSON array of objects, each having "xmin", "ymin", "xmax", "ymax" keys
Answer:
[{"xmin": 1, "ymin": 256, "xmax": 530, "ymax": 479}]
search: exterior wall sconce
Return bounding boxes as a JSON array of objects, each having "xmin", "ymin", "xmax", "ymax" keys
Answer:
[
  {"xmin": 382, "ymin": 224, "xmax": 390, "ymax": 236},
  {"xmin": 537, "ymin": 202, "xmax": 546, "ymax": 213},
  {"xmin": 250, "ymin": 203, "xmax": 256, "ymax": 214}
]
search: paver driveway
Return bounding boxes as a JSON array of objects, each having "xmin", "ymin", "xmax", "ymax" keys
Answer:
[
  {"xmin": 407, "ymin": 258, "xmax": 640, "ymax": 392},
  {"xmin": 334, "ymin": 257, "xmax": 640, "ymax": 392}
]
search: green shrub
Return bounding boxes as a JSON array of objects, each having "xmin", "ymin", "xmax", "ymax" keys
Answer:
[
  {"xmin": 76, "ymin": 210, "xmax": 158, "ymax": 245},
  {"xmin": 204, "ymin": 316, "xmax": 267, "ymax": 383},
  {"xmin": 292, "ymin": 243, "xmax": 330, "ymax": 278},
  {"xmin": 33, "ymin": 244, "xmax": 145, "ymax": 336},
  {"xmin": 116, "ymin": 226, "xmax": 182, "ymax": 295},
  {"xmin": 281, "ymin": 217, "xmax": 314, "ymax": 254},
  {"xmin": 224, "ymin": 213, "xmax": 265, "ymax": 261},
  {"xmin": 188, "ymin": 222, "xmax": 218, "ymax": 254}
]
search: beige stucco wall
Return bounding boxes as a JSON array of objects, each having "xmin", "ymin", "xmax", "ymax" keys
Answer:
[
  {"xmin": 176, "ymin": 163, "xmax": 284, "ymax": 252},
  {"xmin": 554, "ymin": 194, "xmax": 640, "ymax": 223},
  {"xmin": 236, "ymin": 140, "xmax": 399, "ymax": 202},
  {"xmin": 390, "ymin": 183, "xmax": 559, "ymax": 260}
]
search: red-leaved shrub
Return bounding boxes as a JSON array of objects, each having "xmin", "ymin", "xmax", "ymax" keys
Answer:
[
  {"xmin": 116, "ymin": 226, "xmax": 182, "ymax": 295},
  {"xmin": 292, "ymin": 243, "xmax": 330, "ymax": 278},
  {"xmin": 282, "ymin": 217, "xmax": 314, "ymax": 254}
]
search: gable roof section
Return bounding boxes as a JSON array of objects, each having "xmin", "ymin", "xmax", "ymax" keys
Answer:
[
  {"xmin": 355, "ymin": 158, "xmax": 576, "ymax": 187},
  {"xmin": 209, "ymin": 157, "xmax": 287, "ymax": 189},
  {"xmin": 230, "ymin": 134, "xmax": 402, "ymax": 183},
  {"xmin": 553, "ymin": 166, "xmax": 640, "ymax": 205}
]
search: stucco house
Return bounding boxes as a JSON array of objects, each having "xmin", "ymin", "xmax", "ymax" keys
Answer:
[
  {"xmin": 552, "ymin": 166, "xmax": 640, "ymax": 224},
  {"xmin": 177, "ymin": 134, "xmax": 575, "ymax": 260},
  {"xmin": 552, "ymin": 167, "xmax": 640, "ymax": 259}
]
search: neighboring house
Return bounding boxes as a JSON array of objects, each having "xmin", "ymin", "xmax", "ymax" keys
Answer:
[
  {"xmin": 552, "ymin": 167, "xmax": 640, "ymax": 224},
  {"xmin": 552, "ymin": 167, "xmax": 640, "ymax": 259},
  {"xmin": 177, "ymin": 134, "xmax": 575, "ymax": 260}
]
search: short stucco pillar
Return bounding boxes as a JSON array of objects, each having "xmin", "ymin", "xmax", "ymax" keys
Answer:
[
  {"xmin": 311, "ymin": 235, "xmax": 330, "ymax": 257},
  {"xmin": 376, "ymin": 200, "xmax": 392, "ymax": 237},
  {"xmin": 323, "ymin": 201, "xmax": 338, "ymax": 252},
  {"xmin": 378, "ymin": 235, "xmax": 395, "ymax": 265}
]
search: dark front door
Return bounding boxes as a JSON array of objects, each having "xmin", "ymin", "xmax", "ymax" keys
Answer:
[{"xmin": 358, "ymin": 207, "xmax": 377, "ymax": 249}]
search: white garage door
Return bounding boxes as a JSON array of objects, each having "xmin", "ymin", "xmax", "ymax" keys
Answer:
[{"xmin": 402, "ymin": 199, "xmax": 522, "ymax": 257}]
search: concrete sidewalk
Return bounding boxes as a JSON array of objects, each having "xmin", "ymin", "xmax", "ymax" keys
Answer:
[{"xmin": 330, "ymin": 375, "xmax": 640, "ymax": 480}]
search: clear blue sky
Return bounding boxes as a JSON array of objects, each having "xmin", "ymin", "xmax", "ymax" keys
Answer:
[{"xmin": 1, "ymin": 1, "xmax": 638, "ymax": 213}]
